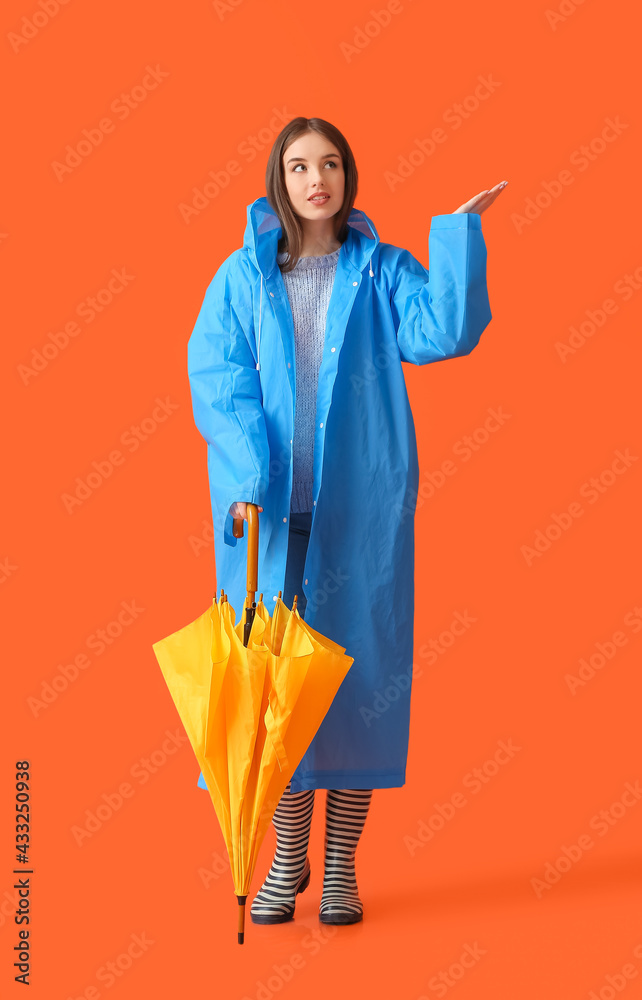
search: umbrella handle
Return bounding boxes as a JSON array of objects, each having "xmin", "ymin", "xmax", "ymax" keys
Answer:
[{"xmin": 232, "ymin": 503, "xmax": 259, "ymax": 599}]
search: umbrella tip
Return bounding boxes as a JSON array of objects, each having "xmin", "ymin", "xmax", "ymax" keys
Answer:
[{"xmin": 237, "ymin": 895, "xmax": 247, "ymax": 945}]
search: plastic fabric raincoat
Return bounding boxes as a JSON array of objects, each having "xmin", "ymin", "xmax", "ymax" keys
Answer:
[{"xmin": 187, "ymin": 196, "xmax": 491, "ymax": 792}]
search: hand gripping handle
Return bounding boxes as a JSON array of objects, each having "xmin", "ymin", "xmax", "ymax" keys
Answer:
[{"xmin": 232, "ymin": 503, "xmax": 259, "ymax": 605}]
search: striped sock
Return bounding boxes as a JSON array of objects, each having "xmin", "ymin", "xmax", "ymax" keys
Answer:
[
  {"xmin": 250, "ymin": 782, "xmax": 315, "ymax": 923},
  {"xmin": 319, "ymin": 788, "xmax": 373, "ymax": 923}
]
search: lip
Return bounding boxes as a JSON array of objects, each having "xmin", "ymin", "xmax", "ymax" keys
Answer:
[{"xmin": 308, "ymin": 193, "xmax": 330, "ymax": 202}]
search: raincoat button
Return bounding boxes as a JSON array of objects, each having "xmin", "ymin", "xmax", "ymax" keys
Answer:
[
  {"xmin": 305, "ymin": 578, "xmax": 308, "ymax": 584},
  {"xmin": 283, "ymin": 517, "xmax": 287, "ymax": 522},
  {"xmin": 331, "ymin": 347, "xmax": 335, "ymax": 352},
  {"xmin": 319, "ymin": 422, "xmax": 323, "ymax": 427},
  {"xmin": 353, "ymin": 281, "xmax": 358, "ymax": 286},
  {"xmin": 270, "ymin": 292, "xmax": 274, "ymax": 297},
  {"xmin": 288, "ymin": 362, "xmax": 291, "ymax": 368}
]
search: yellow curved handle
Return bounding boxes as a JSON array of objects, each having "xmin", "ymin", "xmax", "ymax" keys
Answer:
[{"xmin": 232, "ymin": 503, "xmax": 259, "ymax": 597}]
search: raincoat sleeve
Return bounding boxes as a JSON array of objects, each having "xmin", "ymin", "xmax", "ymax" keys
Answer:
[
  {"xmin": 392, "ymin": 212, "xmax": 492, "ymax": 365},
  {"xmin": 187, "ymin": 251, "xmax": 270, "ymax": 547}
]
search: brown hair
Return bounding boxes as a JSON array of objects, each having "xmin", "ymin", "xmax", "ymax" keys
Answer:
[{"xmin": 265, "ymin": 117, "xmax": 358, "ymax": 273}]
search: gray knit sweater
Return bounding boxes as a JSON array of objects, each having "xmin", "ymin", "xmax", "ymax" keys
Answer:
[{"xmin": 277, "ymin": 246, "xmax": 341, "ymax": 513}]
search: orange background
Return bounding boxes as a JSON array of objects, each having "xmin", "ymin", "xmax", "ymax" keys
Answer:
[{"xmin": 3, "ymin": 0, "xmax": 641, "ymax": 997}]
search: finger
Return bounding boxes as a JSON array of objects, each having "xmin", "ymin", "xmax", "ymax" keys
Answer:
[
  {"xmin": 454, "ymin": 198, "xmax": 480, "ymax": 214},
  {"xmin": 461, "ymin": 195, "xmax": 490, "ymax": 214},
  {"xmin": 474, "ymin": 186, "xmax": 506, "ymax": 215},
  {"xmin": 456, "ymin": 183, "xmax": 506, "ymax": 214},
  {"xmin": 476, "ymin": 183, "xmax": 506, "ymax": 207}
]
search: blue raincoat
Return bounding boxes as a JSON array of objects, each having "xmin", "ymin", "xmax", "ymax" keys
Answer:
[{"xmin": 187, "ymin": 196, "xmax": 491, "ymax": 792}]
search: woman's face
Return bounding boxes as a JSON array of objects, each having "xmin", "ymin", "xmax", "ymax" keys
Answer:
[{"xmin": 282, "ymin": 131, "xmax": 345, "ymax": 223}]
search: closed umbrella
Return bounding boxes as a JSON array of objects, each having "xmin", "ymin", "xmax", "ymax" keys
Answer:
[{"xmin": 152, "ymin": 503, "xmax": 353, "ymax": 942}]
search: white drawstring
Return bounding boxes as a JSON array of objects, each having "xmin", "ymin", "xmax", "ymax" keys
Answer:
[{"xmin": 256, "ymin": 273, "xmax": 262, "ymax": 371}]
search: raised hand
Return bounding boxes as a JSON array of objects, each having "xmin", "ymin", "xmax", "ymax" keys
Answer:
[{"xmin": 453, "ymin": 180, "xmax": 508, "ymax": 215}]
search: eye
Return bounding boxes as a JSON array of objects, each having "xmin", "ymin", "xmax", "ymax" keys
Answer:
[{"xmin": 291, "ymin": 160, "xmax": 339, "ymax": 172}]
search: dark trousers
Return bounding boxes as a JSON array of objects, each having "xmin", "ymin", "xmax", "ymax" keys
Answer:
[{"xmin": 282, "ymin": 511, "xmax": 313, "ymax": 618}]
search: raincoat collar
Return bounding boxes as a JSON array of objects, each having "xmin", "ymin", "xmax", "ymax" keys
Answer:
[{"xmin": 244, "ymin": 195, "xmax": 379, "ymax": 280}]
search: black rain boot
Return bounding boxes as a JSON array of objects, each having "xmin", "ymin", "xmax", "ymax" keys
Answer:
[
  {"xmin": 319, "ymin": 788, "xmax": 373, "ymax": 925},
  {"xmin": 250, "ymin": 781, "xmax": 315, "ymax": 924}
]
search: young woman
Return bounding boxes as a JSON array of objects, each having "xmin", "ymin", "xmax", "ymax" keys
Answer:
[{"xmin": 187, "ymin": 117, "xmax": 505, "ymax": 926}]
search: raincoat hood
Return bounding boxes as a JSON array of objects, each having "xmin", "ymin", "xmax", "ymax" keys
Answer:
[{"xmin": 243, "ymin": 195, "xmax": 379, "ymax": 280}]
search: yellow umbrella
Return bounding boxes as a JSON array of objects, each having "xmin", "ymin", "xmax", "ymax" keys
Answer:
[{"xmin": 152, "ymin": 503, "xmax": 353, "ymax": 943}]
